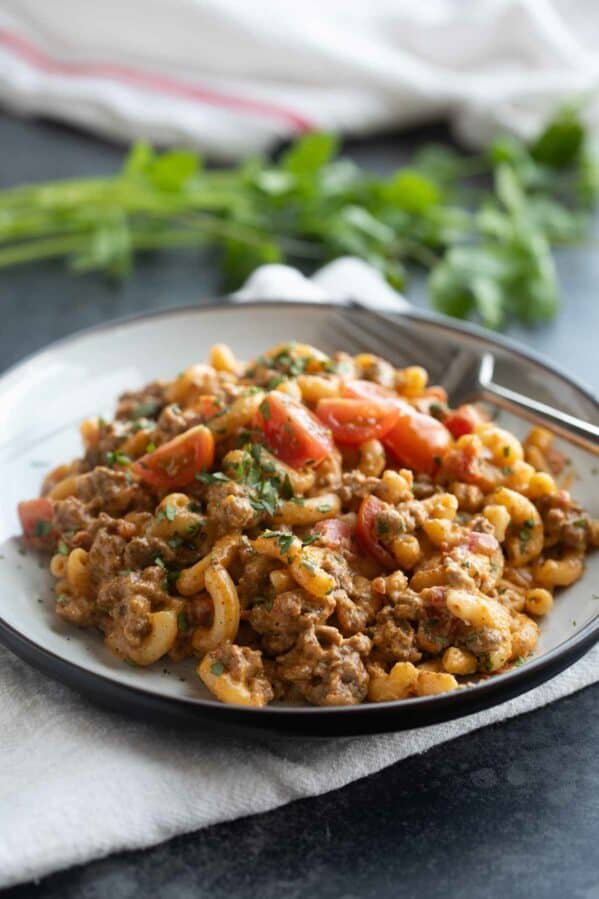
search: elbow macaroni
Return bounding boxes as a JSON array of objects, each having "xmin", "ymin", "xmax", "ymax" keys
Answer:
[{"xmin": 24, "ymin": 339, "xmax": 598, "ymax": 708}]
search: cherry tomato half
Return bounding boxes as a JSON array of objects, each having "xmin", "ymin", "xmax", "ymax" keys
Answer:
[
  {"xmin": 344, "ymin": 379, "xmax": 452, "ymax": 473},
  {"xmin": 132, "ymin": 424, "xmax": 214, "ymax": 490},
  {"xmin": 356, "ymin": 495, "xmax": 396, "ymax": 569},
  {"xmin": 18, "ymin": 497, "xmax": 56, "ymax": 548},
  {"xmin": 253, "ymin": 393, "xmax": 334, "ymax": 468},
  {"xmin": 443, "ymin": 404, "xmax": 484, "ymax": 439},
  {"xmin": 315, "ymin": 398, "xmax": 399, "ymax": 445},
  {"xmin": 314, "ymin": 517, "xmax": 356, "ymax": 553}
]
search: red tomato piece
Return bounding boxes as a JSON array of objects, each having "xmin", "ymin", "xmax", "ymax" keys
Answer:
[
  {"xmin": 383, "ymin": 407, "xmax": 452, "ymax": 474},
  {"xmin": 344, "ymin": 378, "xmax": 452, "ymax": 474},
  {"xmin": 252, "ymin": 393, "xmax": 334, "ymax": 468},
  {"xmin": 315, "ymin": 398, "xmax": 399, "ymax": 445},
  {"xmin": 444, "ymin": 404, "xmax": 484, "ymax": 439},
  {"xmin": 132, "ymin": 424, "xmax": 214, "ymax": 490},
  {"xmin": 343, "ymin": 379, "xmax": 398, "ymax": 404},
  {"xmin": 314, "ymin": 517, "xmax": 356, "ymax": 553},
  {"xmin": 18, "ymin": 497, "xmax": 57, "ymax": 548},
  {"xmin": 194, "ymin": 394, "xmax": 223, "ymax": 422},
  {"xmin": 356, "ymin": 495, "xmax": 396, "ymax": 569}
]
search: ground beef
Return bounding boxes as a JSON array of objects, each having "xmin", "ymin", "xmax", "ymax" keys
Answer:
[
  {"xmin": 96, "ymin": 566, "xmax": 169, "ymax": 615},
  {"xmin": 537, "ymin": 494, "xmax": 591, "ymax": 550},
  {"xmin": 83, "ymin": 419, "xmax": 134, "ymax": 469},
  {"xmin": 371, "ymin": 608, "xmax": 421, "ymax": 664},
  {"xmin": 275, "ymin": 625, "xmax": 371, "ymax": 706},
  {"xmin": 338, "ymin": 471, "xmax": 383, "ymax": 507},
  {"xmin": 334, "ymin": 575, "xmax": 381, "ymax": 636},
  {"xmin": 449, "ymin": 481, "xmax": 485, "ymax": 513},
  {"xmin": 412, "ymin": 476, "xmax": 438, "ymax": 499},
  {"xmin": 76, "ymin": 467, "xmax": 154, "ymax": 517},
  {"xmin": 459, "ymin": 626, "xmax": 504, "ymax": 656},
  {"xmin": 210, "ymin": 642, "xmax": 274, "ymax": 705},
  {"xmin": 88, "ymin": 526, "xmax": 128, "ymax": 592},
  {"xmin": 55, "ymin": 593, "xmax": 95, "ymax": 627},
  {"xmin": 236, "ymin": 553, "xmax": 278, "ymax": 610},
  {"xmin": 250, "ymin": 588, "xmax": 335, "ymax": 655},
  {"xmin": 123, "ymin": 535, "xmax": 177, "ymax": 570},
  {"xmin": 115, "ymin": 382, "xmax": 166, "ymax": 421},
  {"xmin": 53, "ymin": 496, "xmax": 94, "ymax": 536},
  {"xmin": 205, "ymin": 481, "xmax": 259, "ymax": 536}
]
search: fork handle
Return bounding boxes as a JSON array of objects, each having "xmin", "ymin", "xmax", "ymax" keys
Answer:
[{"xmin": 480, "ymin": 381, "xmax": 599, "ymax": 457}]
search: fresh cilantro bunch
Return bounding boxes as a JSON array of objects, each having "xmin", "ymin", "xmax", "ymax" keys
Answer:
[{"xmin": 0, "ymin": 106, "xmax": 595, "ymax": 329}]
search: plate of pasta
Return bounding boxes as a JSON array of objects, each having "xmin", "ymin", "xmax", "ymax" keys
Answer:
[{"xmin": 0, "ymin": 300, "xmax": 598, "ymax": 736}]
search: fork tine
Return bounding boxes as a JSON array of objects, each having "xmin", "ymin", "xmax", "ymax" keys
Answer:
[{"xmin": 334, "ymin": 307, "xmax": 454, "ymax": 381}]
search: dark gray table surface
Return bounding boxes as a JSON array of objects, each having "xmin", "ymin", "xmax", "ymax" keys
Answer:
[{"xmin": 1, "ymin": 112, "xmax": 597, "ymax": 899}]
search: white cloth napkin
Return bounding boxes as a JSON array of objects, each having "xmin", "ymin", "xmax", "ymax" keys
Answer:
[
  {"xmin": 1, "ymin": 259, "xmax": 598, "ymax": 889},
  {"xmin": 0, "ymin": 0, "xmax": 599, "ymax": 159}
]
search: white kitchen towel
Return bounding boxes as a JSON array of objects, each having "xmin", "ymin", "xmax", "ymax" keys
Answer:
[
  {"xmin": 0, "ymin": 258, "xmax": 598, "ymax": 889},
  {"xmin": 0, "ymin": 0, "xmax": 598, "ymax": 159}
]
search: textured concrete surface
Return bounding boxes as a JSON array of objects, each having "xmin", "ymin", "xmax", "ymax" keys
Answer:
[{"xmin": 0, "ymin": 111, "xmax": 598, "ymax": 899}]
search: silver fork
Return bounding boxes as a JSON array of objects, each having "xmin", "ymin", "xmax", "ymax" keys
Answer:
[{"xmin": 328, "ymin": 303, "xmax": 599, "ymax": 456}]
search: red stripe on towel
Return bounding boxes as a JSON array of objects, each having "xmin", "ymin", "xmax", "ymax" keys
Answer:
[{"xmin": 0, "ymin": 27, "xmax": 314, "ymax": 133}]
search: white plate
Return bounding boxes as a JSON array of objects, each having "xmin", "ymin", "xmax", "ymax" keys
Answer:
[{"xmin": 0, "ymin": 300, "xmax": 597, "ymax": 736}]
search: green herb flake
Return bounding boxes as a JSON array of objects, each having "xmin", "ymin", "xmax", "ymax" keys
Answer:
[
  {"xmin": 154, "ymin": 556, "xmax": 166, "ymax": 569},
  {"xmin": 302, "ymin": 533, "xmax": 320, "ymax": 546},
  {"xmin": 131, "ymin": 401, "xmax": 159, "ymax": 420},
  {"xmin": 195, "ymin": 470, "xmax": 229, "ymax": 484},
  {"xmin": 502, "ymin": 445, "xmax": 510, "ymax": 457},
  {"xmin": 57, "ymin": 540, "xmax": 69, "ymax": 556},
  {"xmin": 375, "ymin": 516, "xmax": 390, "ymax": 536},
  {"xmin": 56, "ymin": 593, "xmax": 69, "ymax": 606},
  {"xmin": 210, "ymin": 661, "xmax": 225, "ymax": 676},
  {"xmin": 177, "ymin": 612, "xmax": 190, "ymax": 632},
  {"xmin": 259, "ymin": 398, "xmax": 271, "ymax": 420},
  {"xmin": 277, "ymin": 533, "xmax": 294, "ymax": 555},
  {"xmin": 145, "ymin": 442, "xmax": 157, "ymax": 454},
  {"xmin": 106, "ymin": 450, "xmax": 131, "ymax": 467},
  {"xmin": 33, "ymin": 520, "xmax": 53, "ymax": 538}
]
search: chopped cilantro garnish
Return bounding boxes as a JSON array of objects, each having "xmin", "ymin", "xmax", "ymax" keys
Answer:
[
  {"xmin": 375, "ymin": 516, "xmax": 390, "ymax": 536},
  {"xmin": 33, "ymin": 520, "xmax": 53, "ymax": 538},
  {"xmin": 106, "ymin": 450, "xmax": 131, "ymax": 467},
  {"xmin": 145, "ymin": 442, "xmax": 157, "ymax": 454},
  {"xmin": 154, "ymin": 556, "xmax": 166, "ymax": 569},
  {"xmin": 259, "ymin": 398, "xmax": 271, "ymax": 420},
  {"xmin": 177, "ymin": 612, "xmax": 190, "ymax": 632},
  {"xmin": 210, "ymin": 661, "xmax": 225, "ymax": 676},
  {"xmin": 131, "ymin": 401, "xmax": 159, "ymax": 420},
  {"xmin": 57, "ymin": 540, "xmax": 69, "ymax": 556},
  {"xmin": 502, "ymin": 445, "xmax": 510, "ymax": 457},
  {"xmin": 277, "ymin": 533, "xmax": 294, "ymax": 554},
  {"xmin": 56, "ymin": 593, "xmax": 69, "ymax": 605},
  {"xmin": 302, "ymin": 533, "xmax": 320, "ymax": 546},
  {"xmin": 318, "ymin": 503, "xmax": 333, "ymax": 513},
  {"xmin": 195, "ymin": 470, "xmax": 229, "ymax": 484}
]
